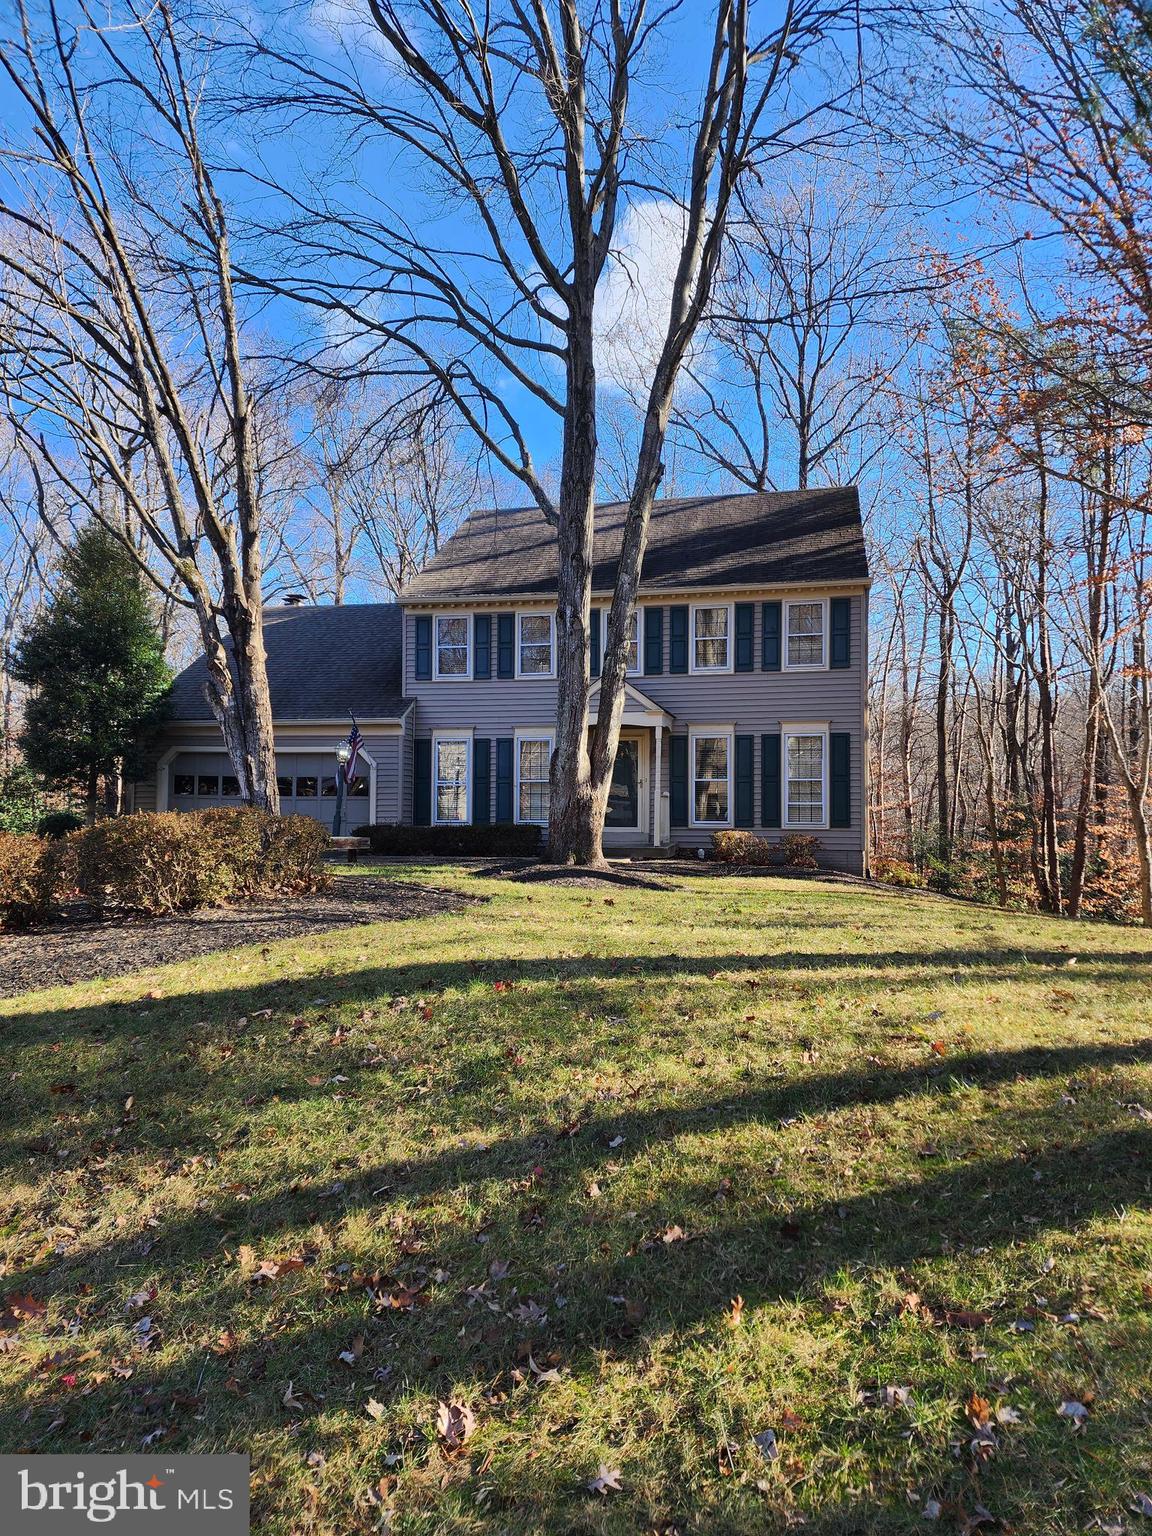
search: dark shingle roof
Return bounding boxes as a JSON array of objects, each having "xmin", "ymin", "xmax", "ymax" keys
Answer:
[
  {"xmin": 168, "ymin": 602, "xmax": 408, "ymax": 722},
  {"xmin": 401, "ymin": 487, "xmax": 867, "ymax": 602}
]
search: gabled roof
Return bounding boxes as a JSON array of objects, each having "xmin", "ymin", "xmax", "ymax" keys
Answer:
[
  {"xmin": 167, "ymin": 602, "xmax": 408, "ymax": 722},
  {"xmin": 401, "ymin": 487, "xmax": 867, "ymax": 603}
]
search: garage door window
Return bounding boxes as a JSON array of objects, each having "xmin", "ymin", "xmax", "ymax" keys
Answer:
[
  {"xmin": 221, "ymin": 775, "xmax": 240, "ymax": 797},
  {"xmin": 295, "ymin": 776, "xmax": 317, "ymax": 798},
  {"xmin": 197, "ymin": 774, "xmax": 219, "ymax": 796},
  {"xmin": 174, "ymin": 773, "xmax": 195, "ymax": 796},
  {"xmin": 347, "ymin": 774, "xmax": 369, "ymax": 797},
  {"xmin": 276, "ymin": 775, "xmax": 292, "ymax": 796}
]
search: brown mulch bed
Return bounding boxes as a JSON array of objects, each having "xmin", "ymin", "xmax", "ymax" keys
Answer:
[{"xmin": 0, "ymin": 876, "xmax": 482, "ymax": 999}]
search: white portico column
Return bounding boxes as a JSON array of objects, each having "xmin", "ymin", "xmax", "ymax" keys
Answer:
[{"xmin": 652, "ymin": 722, "xmax": 663, "ymax": 847}]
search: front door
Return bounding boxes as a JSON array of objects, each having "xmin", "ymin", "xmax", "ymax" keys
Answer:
[{"xmin": 604, "ymin": 732, "xmax": 648, "ymax": 837}]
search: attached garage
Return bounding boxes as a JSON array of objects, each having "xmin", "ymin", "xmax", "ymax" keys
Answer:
[{"xmin": 168, "ymin": 750, "xmax": 371, "ymax": 832}]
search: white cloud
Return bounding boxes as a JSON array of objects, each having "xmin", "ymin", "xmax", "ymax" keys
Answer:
[
  {"xmin": 594, "ymin": 197, "xmax": 702, "ymax": 396},
  {"xmin": 305, "ymin": 0, "xmax": 399, "ymax": 66}
]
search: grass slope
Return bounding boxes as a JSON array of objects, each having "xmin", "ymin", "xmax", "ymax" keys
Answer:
[{"xmin": 2, "ymin": 866, "xmax": 1152, "ymax": 1535}]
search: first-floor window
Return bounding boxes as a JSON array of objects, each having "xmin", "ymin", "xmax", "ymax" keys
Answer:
[
  {"xmin": 692, "ymin": 734, "xmax": 730, "ymax": 823},
  {"xmin": 517, "ymin": 735, "xmax": 551, "ymax": 823},
  {"xmin": 434, "ymin": 737, "xmax": 470, "ymax": 824},
  {"xmin": 786, "ymin": 732, "xmax": 825, "ymax": 825}
]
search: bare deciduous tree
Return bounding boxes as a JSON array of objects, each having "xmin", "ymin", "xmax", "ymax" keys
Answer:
[
  {"xmin": 238, "ymin": 0, "xmax": 854, "ymax": 863},
  {"xmin": 0, "ymin": 0, "xmax": 280, "ymax": 809}
]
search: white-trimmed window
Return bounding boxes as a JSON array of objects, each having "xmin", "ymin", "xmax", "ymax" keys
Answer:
[
  {"xmin": 624, "ymin": 609, "xmax": 641, "ymax": 674},
  {"xmin": 516, "ymin": 734, "xmax": 552, "ymax": 823},
  {"xmin": 691, "ymin": 604, "xmax": 732, "ymax": 672},
  {"xmin": 784, "ymin": 727, "xmax": 827, "ymax": 827},
  {"xmin": 518, "ymin": 612, "xmax": 554, "ymax": 676},
  {"xmin": 785, "ymin": 600, "xmax": 826, "ymax": 669},
  {"xmin": 433, "ymin": 735, "xmax": 470, "ymax": 824},
  {"xmin": 690, "ymin": 732, "xmax": 731, "ymax": 824},
  {"xmin": 434, "ymin": 614, "xmax": 471, "ymax": 678}
]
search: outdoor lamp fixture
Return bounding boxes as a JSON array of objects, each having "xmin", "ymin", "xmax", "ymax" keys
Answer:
[{"xmin": 333, "ymin": 739, "xmax": 351, "ymax": 837}]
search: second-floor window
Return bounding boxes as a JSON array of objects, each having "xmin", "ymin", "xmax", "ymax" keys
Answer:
[
  {"xmin": 692, "ymin": 605, "xmax": 731, "ymax": 671},
  {"xmin": 518, "ymin": 612, "xmax": 554, "ymax": 676},
  {"xmin": 786, "ymin": 601, "xmax": 826, "ymax": 668},
  {"xmin": 435, "ymin": 614, "xmax": 470, "ymax": 677}
]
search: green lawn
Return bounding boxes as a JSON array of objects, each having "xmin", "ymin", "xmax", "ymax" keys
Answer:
[{"xmin": 2, "ymin": 865, "xmax": 1152, "ymax": 1534}]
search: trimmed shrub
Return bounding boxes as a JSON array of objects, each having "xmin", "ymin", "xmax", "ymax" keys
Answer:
[
  {"xmin": 259, "ymin": 813, "xmax": 331, "ymax": 893},
  {"xmin": 779, "ymin": 832, "xmax": 822, "ymax": 868},
  {"xmin": 67, "ymin": 808, "xmax": 331, "ymax": 917},
  {"xmin": 362, "ymin": 822, "xmax": 543, "ymax": 858},
  {"xmin": 712, "ymin": 830, "xmax": 775, "ymax": 866},
  {"xmin": 37, "ymin": 809, "xmax": 85, "ymax": 840},
  {"xmin": 0, "ymin": 832, "xmax": 50, "ymax": 927},
  {"xmin": 71, "ymin": 813, "xmax": 232, "ymax": 916}
]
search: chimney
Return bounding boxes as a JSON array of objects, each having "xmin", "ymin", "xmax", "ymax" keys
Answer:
[{"xmin": 282, "ymin": 593, "xmax": 307, "ymax": 607}]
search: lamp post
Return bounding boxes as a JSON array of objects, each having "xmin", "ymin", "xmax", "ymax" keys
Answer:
[{"xmin": 333, "ymin": 739, "xmax": 350, "ymax": 837}]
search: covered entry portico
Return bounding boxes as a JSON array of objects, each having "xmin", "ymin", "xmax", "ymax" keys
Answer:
[{"xmin": 589, "ymin": 680, "xmax": 673, "ymax": 850}]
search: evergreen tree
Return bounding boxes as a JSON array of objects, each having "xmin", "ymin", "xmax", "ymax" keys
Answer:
[{"xmin": 11, "ymin": 528, "xmax": 171, "ymax": 822}]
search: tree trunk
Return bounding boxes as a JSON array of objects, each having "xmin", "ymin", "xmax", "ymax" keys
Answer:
[{"xmin": 547, "ymin": 335, "xmax": 600, "ymax": 865}]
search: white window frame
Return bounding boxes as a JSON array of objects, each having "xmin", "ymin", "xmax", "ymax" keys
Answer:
[
  {"xmin": 432, "ymin": 731, "xmax": 472, "ymax": 825},
  {"xmin": 514, "ymin": 730, "xmax": 553, "ymax": 824},
  {"xmin": 781, "ymin": 720, "xmax": 830, "ymax": 831},
  {"xmin": 516, "ymin": 611, "xmax": 555, "ymax": 679},
  {"xmin": 688, "ymin": 727, "xmax": 734, "ymax": 828},
  {"xmin": 433, "ymin": 612, "xmax": 472, "ymax": 681},
  {"xmin": 689, "ymin": 602, "xmax": 734, "ymax": 675},
  {"xmin": 783, "ymin": 597, "xmax": 829, "ymax": 672},
  {"xmin": 596, "ymin": 606, "xmax": 644, "ymax": 675}
]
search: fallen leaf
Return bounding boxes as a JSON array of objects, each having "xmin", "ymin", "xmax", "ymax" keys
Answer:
[
  {"xmin": 753, "ymin": 1427, "xmax": 779, "ymax": 1461},
  {"xmin": 662, "ymin": 1224, "xmax": 685, "ymax": 1244},
  {"xmin": 1057, "ymin": 1399, "xmax": 1089, "ymax": 1427},
  {"xmin": 436, "ymin": 1399, "xmax": 475, "ymax": 1452},
  {"xmin": 587, "ymin": 1463, "xmax": 622, "ymax": 1495},
  {"xmin": 337, "ymin": 1333, "xmax": 365, "ymax": 1366},
  {"xmin": 364, "ymin": 1397, "xmax": 387, "ymax": 1422},
  {"xmin": 1130, "ymin": 1492, "xmax": 1152, "ymax": 1517},
  {"xmin": 725, "ymin": 1295, "xmax": 745, "ymax": 1327}
]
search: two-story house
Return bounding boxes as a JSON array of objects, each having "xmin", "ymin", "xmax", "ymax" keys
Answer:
[{"xmin": 137, "ymin": 487, "xmax": 870, "ymax": 872}]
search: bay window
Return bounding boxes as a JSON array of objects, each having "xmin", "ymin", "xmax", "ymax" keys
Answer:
[
  {"xmin": 435, "ymin": 614, "xmax": 470, "ymax": 677},
  {"xmin": 692, "ymin": 605, "xmax": 731, "ymax": 671},
  {"xmin": 518, "ymin": 613, "xmax": 554, "ymax": 675},
  {"xmin": 784, "ymin": 729, "xmax": 827, "ymax": 826},
  {"xmin": 516, "ymin": 735, "xmax": 552, "ymax": 823},
  {"xmin": 433, "ymin": 735, "xmax": 470, "ymax": 824},
  {"xmin": 786, "ymin": 600, "xmax": 826, "ymax": 668},
  {"xmin": 691, "ymin": 732, "xmax": 731, "ymax": 824}
]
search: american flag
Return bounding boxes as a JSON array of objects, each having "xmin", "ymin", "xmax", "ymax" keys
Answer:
[{"xmin": 344, "ymin": 720, "xmax": 363, "ymax": 785}]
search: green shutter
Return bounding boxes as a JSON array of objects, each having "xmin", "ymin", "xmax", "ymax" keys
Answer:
[
  {"xmin": 414, "ymin": 615, "xmax": 432, "ymax": 680},
  {"xmin": 830, "ymin": 597, "xmax": 851, "ymax": 669},
  {"xmin": 761, "ymin": 601, "xmax": 781, "ymax": 671},
  {"xmin": 473, "ymin": 737, "xmax": 491, "ymax": 823},
  {"xmin": 830, "ymin": 732, "xmax": 851, "ymax": 827},
  {"xmin": 644, "ymin": 606, "xmax": 663, "ymax": 673},
  {"xmin": 735, "ymin": 734, "xmax": 755, "ymax": 825},
  {"xmin": 669, "ymin": 735, "xmax": 689, "ymax": 825},
  {"xmin": 760, "ymin": 733, "xmax": 781, "ymax": 827},
  {"xmin": 474, "ymin": 614, "xmax": 491, "ymax": 678},
  {"xmin": 589, "ymin": 607, "xmax": 601, "ymax": 678},
  {"xmin": 669, "ymin": 605, "xmax": 689, "ymax": 673},
  {"xmin": 735, "ymin": 603, "xmax": 755, "ymax": 671},
  {"xmin": 413, "ymin": 738, "xmax": 432, "ymax": 825},
  {"xmin": 496, "ymin": 614, "xmax": 515, "ymax": 678},
  {"xmin": 495, "ymin": 737, "xmax": 514, "ymax": 821}
]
